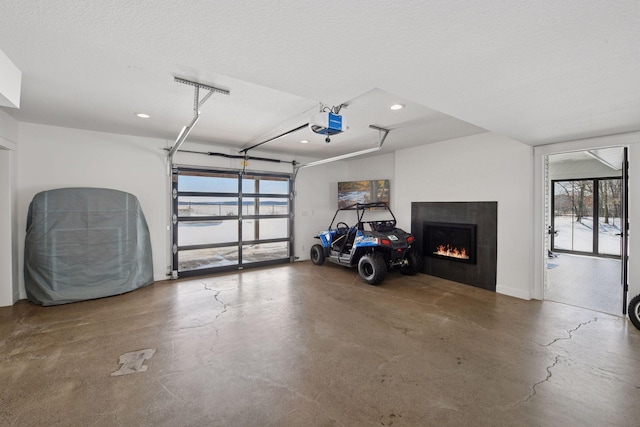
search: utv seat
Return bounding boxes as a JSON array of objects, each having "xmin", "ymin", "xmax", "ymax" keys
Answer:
[
  {"xmin": 342, "ymin": 228, "xmax": 357, "ymax": 252},
  {"xmin": 332, "ymin": 226, "xmax": 350, "ymax": 251}
]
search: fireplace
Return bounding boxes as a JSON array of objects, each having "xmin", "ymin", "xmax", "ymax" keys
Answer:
[
  {"xmin": 423, "ymin": 222, "xmax": 477, "ymax": 265},
  {"xmin": 411, "ymin": 202, "xmax": 497, "ymax": 291}
]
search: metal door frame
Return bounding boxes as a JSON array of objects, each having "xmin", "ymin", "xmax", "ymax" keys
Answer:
[
  {"xmin": 622, "ymin": 147, "xmax": 629, "ymax": 313},
  {"xmin": 171, "ymin": 165, "xmax": 293, "ymax": 278}
]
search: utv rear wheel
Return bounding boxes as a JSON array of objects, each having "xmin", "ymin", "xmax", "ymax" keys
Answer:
[
  {"xmin": 401, "ymin": 251, "xmax": 421, "ymax": 276},
  {"xmin": 310, "ymin": 244, "xmax": 326, "ymax": 266},
  {"xmin": 358, "ymin": 253, "xmax": 387, "ymax": 285},
  {"xmin": 629, "ymin": 294, "xmax": 640, "ymax": 331}
]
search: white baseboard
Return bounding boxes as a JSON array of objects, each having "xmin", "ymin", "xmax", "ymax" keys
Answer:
[{"xmin": 496, "ymin": 284, "xmax": 531, "ymax": 300}]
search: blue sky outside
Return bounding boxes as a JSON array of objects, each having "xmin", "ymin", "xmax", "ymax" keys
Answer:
[{"xmin": 179, "ymin": 175, "xmax": 288, "ymax": 194}]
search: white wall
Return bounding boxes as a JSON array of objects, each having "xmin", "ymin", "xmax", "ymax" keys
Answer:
[
  {"xmin": 14, "ymin": 123, "xmax": 336, "ymax": 299},
  {"xmin": 394, "ymin": 132, "xmax": 534, "ymax": 299},
  {"xmin": 0, "ymin": 110, "xmax": 18, "ymax": 306},
  {"xmin": 11, "ymin": 120, "xmax": 640, "ymax": 305},
  {"xmin": 0, "ymin": 48, "xmax": 21, "ymax": 109},
  {"xmin": 0, "ymin": 109, "xmax": 19, "ymax": 144},
  {"xmin": 293, "ymin": 152, "xmax": 397, "ymax": 261},
  {"xmin": 344, "ymin": 152, "xmax": 395, "ymax": 182},
  {"xmin": 345, "ymin": 152, "xmax": 396, "ymax": 205},
  {"xmin": 17, "ymin": 123, "xmax": 169, "ymax": 298},
  {"xmin": 0, "ymin": 150, "xmax": 14, "ymax": 305},
  {"xmin": 296, "ymin": 138, "xmax": 536, "ymax": 299},
  {"xmin": 293, "ymin": 161, "xmax": 349, "ymax": 260}
]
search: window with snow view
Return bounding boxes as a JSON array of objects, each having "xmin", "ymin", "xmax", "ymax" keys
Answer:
[{"xmin": 552, "ymin": 178, "xmax": 622, "ymax": 257}]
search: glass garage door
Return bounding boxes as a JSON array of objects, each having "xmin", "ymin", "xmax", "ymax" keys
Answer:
[{"xmin": 172, "ymin": 167, "xmax": 292, "ymax": 277}]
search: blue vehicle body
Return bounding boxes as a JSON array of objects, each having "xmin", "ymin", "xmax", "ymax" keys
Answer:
[{"xmin": 310, "ymin": 202, "xmax": 420, "ymax": 285}]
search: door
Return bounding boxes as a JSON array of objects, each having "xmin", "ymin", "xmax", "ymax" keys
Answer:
[
  {"xmin": 546, "ymin": 148, "xmax": 626, "ymax": 315},
  {"xmin": 552, "ymin": 179, "xmax": 594, "ymax": 253},
  {"xmin": 621, "ymin": 147, "xmax": 629, "ymax": 313},
  {"xmin": 171, "ymin": 166, "xmax": 293, "ymax": 278}
]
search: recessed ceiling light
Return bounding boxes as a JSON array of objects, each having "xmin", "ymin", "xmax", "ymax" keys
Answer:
[
  {"xmin": 389, "ymin": 104, "xmax": 405, "ymax": 110},
  {"xmin": 300, "ymin": 139, "xmax": 309, "ymax": 144},
  {"xmin": 135, "ymin": 113, "xmax": 150, "ymax": 118}
]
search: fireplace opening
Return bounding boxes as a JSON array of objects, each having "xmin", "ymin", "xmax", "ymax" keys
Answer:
[{"xmin": 423, "ymin": 222, "xmax": 477, "ymax": 264}]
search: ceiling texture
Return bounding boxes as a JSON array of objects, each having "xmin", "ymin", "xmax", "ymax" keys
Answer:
[{"xmin": 1, "ymin": 1, "xmax": 638, "ymax": 160}]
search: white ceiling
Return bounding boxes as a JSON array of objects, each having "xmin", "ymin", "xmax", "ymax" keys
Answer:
[
  {"xmin": 1, "ymin": 1, "xmax": 638, "ymax": 159},
  {"xmin": 549, "ymin": 147, "xmax": 625, "ymax": 170}
]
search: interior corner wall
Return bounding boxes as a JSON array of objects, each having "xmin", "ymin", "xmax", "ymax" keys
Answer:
[
  {"xmin": 294, "ymin": 161, "xmax": 349, "ymax": 261},
  {"xmin": 0, "ymin": 110, "xmax": 18, "ymax": 307},
  {"xmin": 344, "ymin": 152, "xmax": 396, "ymax": 207},
  {"xmin": 394, "ymin": 132, "xmax": 534, "ymax": 299},
  {"xmin": 16, "ymin": 123, "xmax": 169, "ymax": 299},
  {"xmin": 293, "ymin": 152, "xmax": 396, "ymax": 262}
]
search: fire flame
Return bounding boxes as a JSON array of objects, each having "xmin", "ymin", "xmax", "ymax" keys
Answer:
[{"xmin": 434, "ymin": 244, "xmax": 469, "ymax": 259}]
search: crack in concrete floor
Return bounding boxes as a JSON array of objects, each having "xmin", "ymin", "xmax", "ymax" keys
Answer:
[
  {"xmin": 519, "ymin": 317, "xmax": 599, "ymax": 405},
  {"xmin": 201, "ymin": 282, "xmax": 234, "ymax": 337},
  {"xmin": 138, "ymin": 271, "xmax": 638, "ymax": 421},
  {"xmin": 543, "ymin": 317, "xmax": 598, "ymax": 347},
  {"xmin": 524, "ymin": 355, "xmax": 563, "ymax": 403}
]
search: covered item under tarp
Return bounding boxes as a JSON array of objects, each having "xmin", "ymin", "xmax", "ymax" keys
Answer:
[{"xmin": 24, "ymin": 188, "xmax": 154, "ymax": 306}]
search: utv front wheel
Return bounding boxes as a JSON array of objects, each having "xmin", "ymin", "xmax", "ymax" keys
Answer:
[
  {"xmin": 629, "ymin": 294, "xmax": 640, "ymax": 331},
  {"xmin": 358, "ymin": 253, "xmax": 387, "ymax": 285},
  {"xmin": 310, "ymin": 244, "xmax": 326, "ymax": 266}
]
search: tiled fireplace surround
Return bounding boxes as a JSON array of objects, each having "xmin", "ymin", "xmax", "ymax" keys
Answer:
[{"xmin": 411, "ymin": 202, "xmax": 497, "ymax": 291}]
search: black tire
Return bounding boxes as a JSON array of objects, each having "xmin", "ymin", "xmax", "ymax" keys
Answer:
[
  {"xmin": 628, "ymin": 294, "xmax": 640, "ymax": 331},
  {"xmin": 400, "ymin": 251, "xmax": 421, "ymax": 276},
  {"xmin": 310, "ymin": 244, "xmax": 326, "ymax": 266},
  {"xmin": 358, "ymin": 253, "xmax": 387, "ymax": 285}
]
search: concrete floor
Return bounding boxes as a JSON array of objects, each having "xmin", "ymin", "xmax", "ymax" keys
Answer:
[
  {"xmin": 546, "ymin": 252, "xmax": 623, "ymax": 316},
  {"xmin": 1, "ymin": 262, "xmax": 640, "ymax": 426}
]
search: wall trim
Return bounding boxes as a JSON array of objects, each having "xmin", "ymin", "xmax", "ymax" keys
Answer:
[
  {"xmin": 497, "ymin": 284, "xmax": 531, "ymax": 300},
  {"xmin": 0, "ymin": 135, "xmax": 16, "ymax": 150}
]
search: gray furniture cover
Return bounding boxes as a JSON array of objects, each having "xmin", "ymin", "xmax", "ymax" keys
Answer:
[{"xmin": 24, "ymin": 188, "xmax": 154, "ymax": 306}]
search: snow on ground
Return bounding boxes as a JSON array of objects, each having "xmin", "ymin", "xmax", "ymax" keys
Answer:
[{"xmin": 553, "ymin": 216, "xmax": 621, "ymax": 255}]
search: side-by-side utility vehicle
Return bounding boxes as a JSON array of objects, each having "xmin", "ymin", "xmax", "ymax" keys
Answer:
[{"xmin": 310, "ymin": 202, "xmax": 420, "ymax": 285}]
